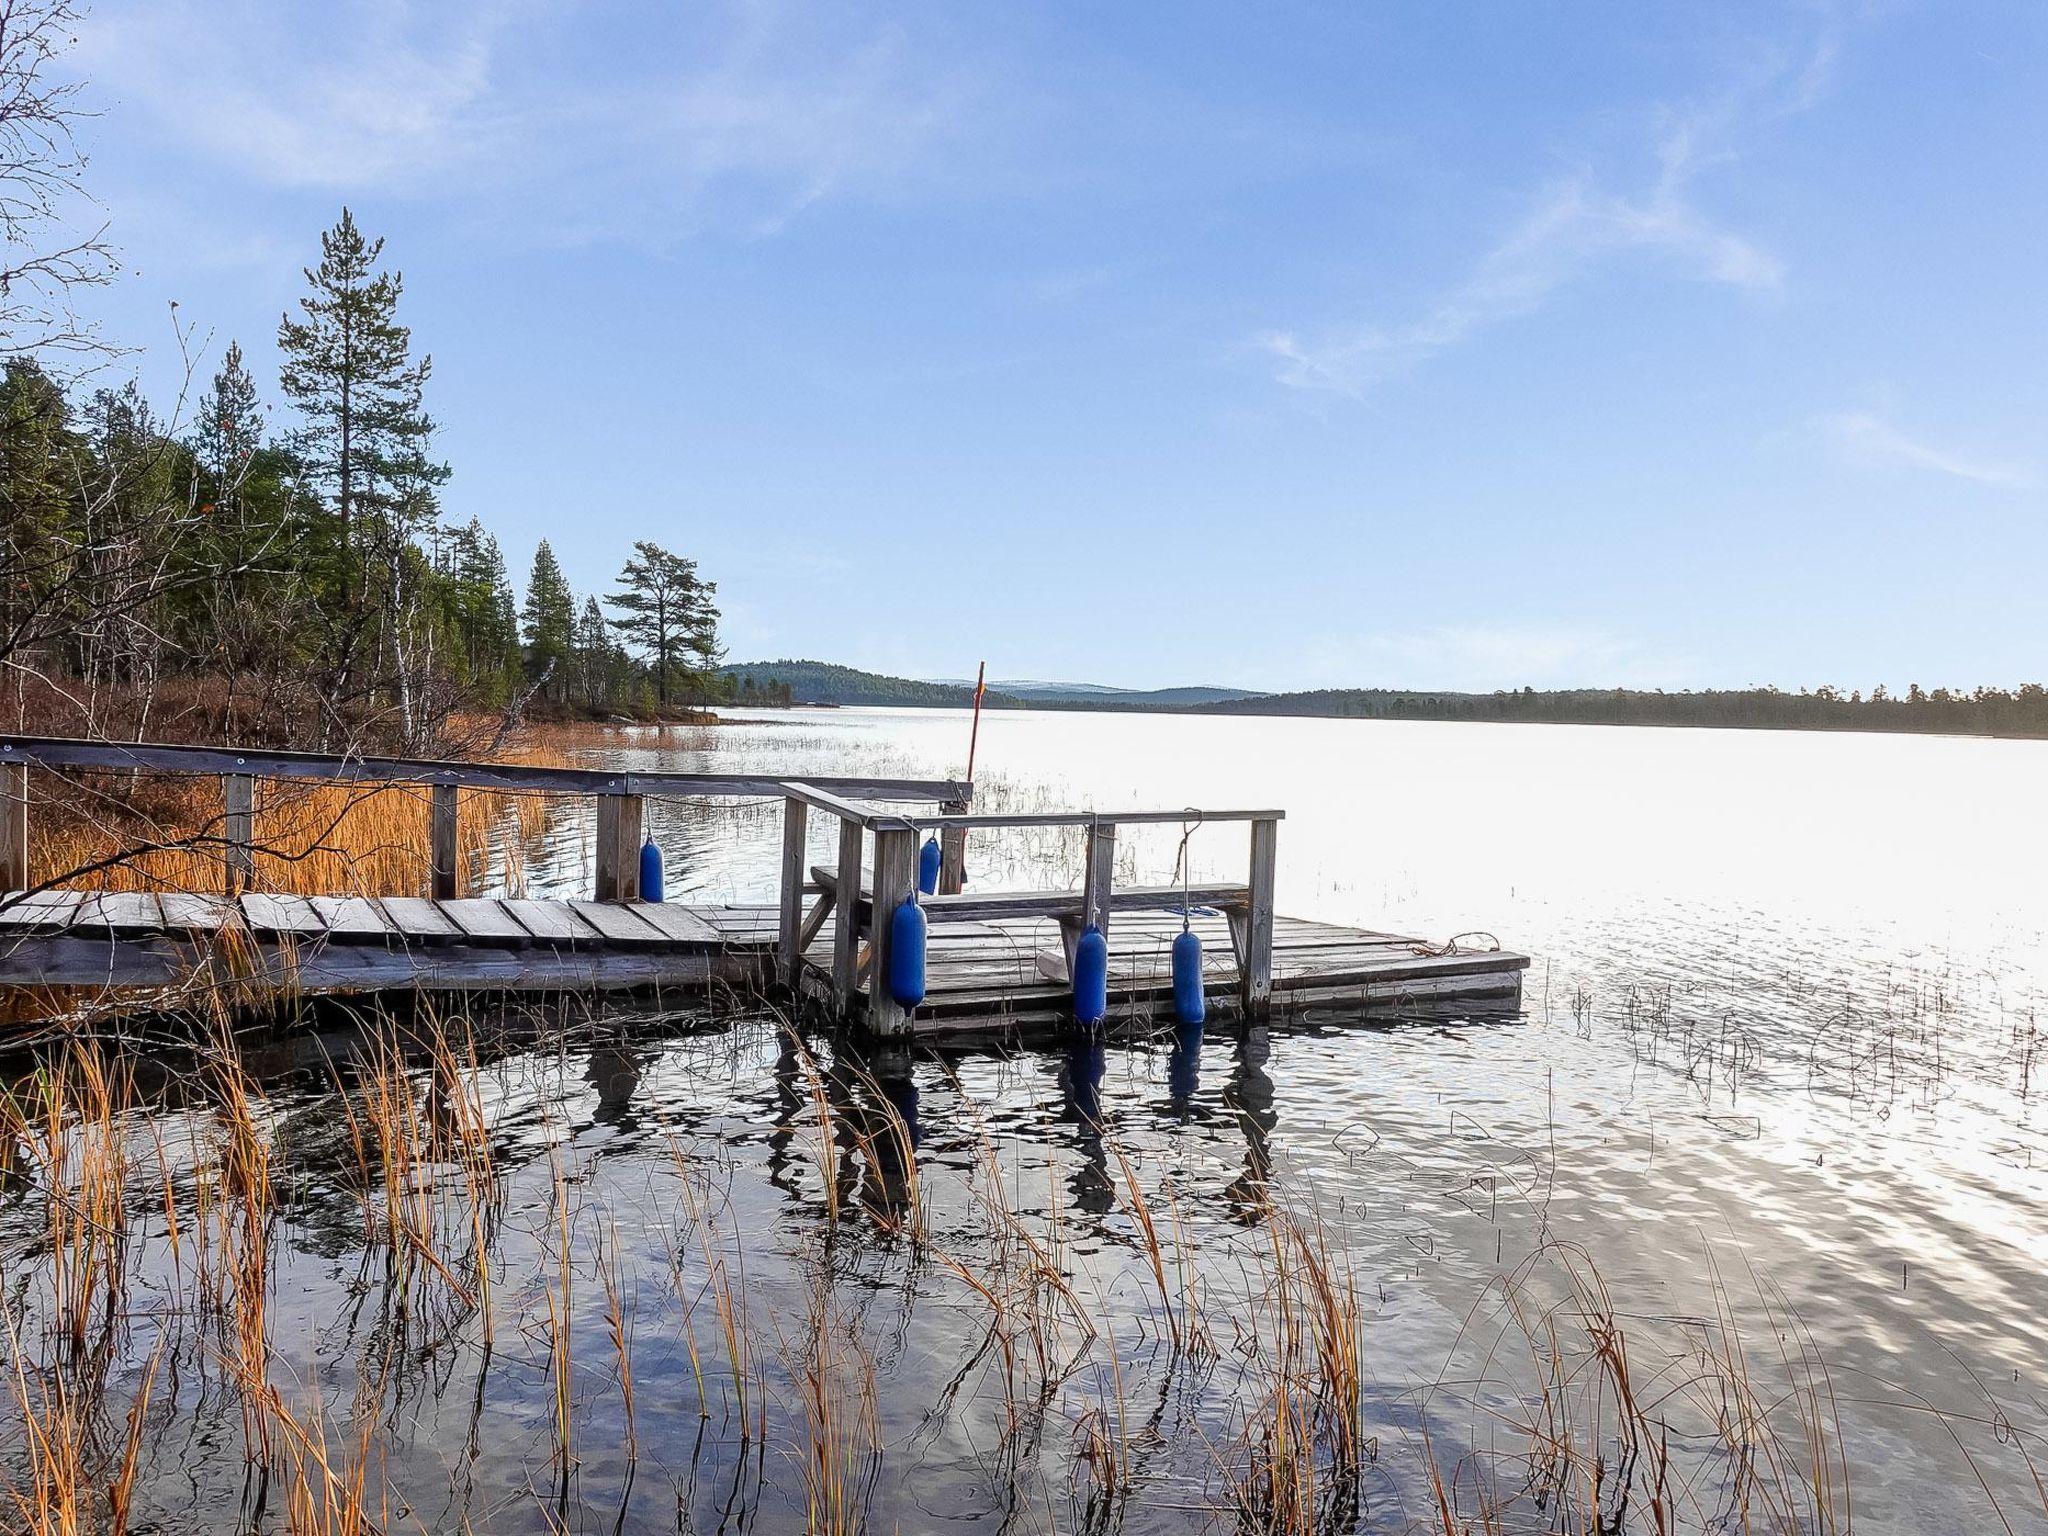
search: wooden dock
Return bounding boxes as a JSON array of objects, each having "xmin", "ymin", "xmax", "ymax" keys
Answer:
[{"xmin": 0, "ymin": 735, "xmax": 1527, "ymax": 1035}]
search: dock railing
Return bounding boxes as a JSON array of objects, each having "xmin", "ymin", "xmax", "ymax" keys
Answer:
[
  {"xmin": 780, "ymin": 784, "xmax": 1282, "ymax": 1034},
  {"xmin": 0, "ymin": 733, "xmax": 968, "ymax": 904},
  {"xmin": 1, "ymin": 733, "xmax": 1283, "ymax": 1035}
]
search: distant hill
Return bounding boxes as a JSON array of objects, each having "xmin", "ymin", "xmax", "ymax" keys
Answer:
[
  {"xmin": 721, "ymin": 663, "xmax": 2048, "ymax": 739},
  {"xmin": 1187, "ymin": 684, "xmax": 2048, "ymax": 737},
  {"xmin": 925, "ymin": 677, "xmax": 1265, "ymax": 708},
  {"xmin": 721, "ymin": 660, "xmax": 1023, "ymax": 709},
  {"xmin": 989, "ymin": 680, "xmax": 1265, "ymax": 708}
]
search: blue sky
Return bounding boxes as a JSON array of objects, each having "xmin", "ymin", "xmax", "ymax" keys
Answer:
[{"xmin": 59, "ymin": 0, "xmax": 2048, "ymax": 691}]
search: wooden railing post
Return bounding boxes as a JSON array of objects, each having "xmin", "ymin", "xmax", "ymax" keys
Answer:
[
  {"xmin": 777, "ymin": 795, "xmax": 809, "ymax": 988},
  {"xmin": 1082, "ymin": 820, "xmax": 1116, "ymax": 938},
  {"xmin": 595, "ymin": 793, "xmax": 643, "ymax": 902},
  {"xmin": 223, "ymin": 773, "xmax": 256, "ymax": 894},
  {"xmin": 937, "ymin": 797, "xmax": 969, "ymax": 895},
  {"xmin": 1241, "ymin": 816, "xmax": 1278, "ymax": 1016},
  {"xmin": 867, "ymin": 826, "xmax": 919, "ymax": 1036},
  {"xmin": 1, "ymin": 763, "xmax": 26, "ymax": 891},
  {"xmin": 830, "ymin": 815, "xmax": 865, "ymax": 1015},
  {"xmin": 430, "ymin": 783, "xmax": 461, "ymax": 899}
]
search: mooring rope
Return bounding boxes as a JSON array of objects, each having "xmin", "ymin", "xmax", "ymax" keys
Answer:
[
  {"xmin": 1171, "ymin": 807, "xmax": 1204, "ymax": 931},
  {"xmin": 1409, "ymin": 930, "xmax": 1502, "ymax": 957}
]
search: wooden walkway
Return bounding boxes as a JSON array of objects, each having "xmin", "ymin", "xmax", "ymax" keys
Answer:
[{"xmin": 0, "ymin": 888, "xmax": 1527, "ymax": 1030}]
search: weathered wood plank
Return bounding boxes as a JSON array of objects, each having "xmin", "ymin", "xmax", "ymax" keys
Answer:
[
  {"xmin": 777, "ymin": 796, "xmax": 808, "ymax": 987},
  {"xmin": 440, "ymin": 898, "xmax": 532, "ymax": 944},
  {"xmin": 378, "ymin": 896, "xmax": 465, "ymax": 939},
  {"xmin": 809, "ymin": 867, "xmax": 1249, "ymax": 926},
  {"xmin": 223, "ymin": 773, "xmax": 256, "ymax": 894},
  {"xmin": 627, "ymin": 903, "xmax": 723, "ymax": 945},
  {"xmin": 499, "ymin": 899, "xmax": 601, "ymax": 945},
  {"xmin": 831, "ymin": 818, "xmax": 865, "ymax": 1015},
  {"xmin": 158, "ymin": 892, "xmax": 239, "ymax": 933},
  {"xmin": 239, "ymin": 893, "xmax": 325, "ymax": 937},
  {"xmin": 938, "ymin": 797, "xmax": 969, "ymax": 896},
  {"xmin": 74, "ymin": 892, "xmax": 165, "ymax": 934},
  {"xmin": 867, "ymin": 827, "xmax": 920, "ymax": 1037},
  {"xmin": 1242, "ymin": 817, "xmax": 1278, "ymax": 1016},
  {"xmin": 0, "ymin": 890, "xmax": 85, "ymax": 931},
  {"xmin": 568, "ymin": 900, "xmax": 668, "ymax": 944},
  {"xmin": 310, "ymin": 896, "xmax": 397, "ymax": 940},
  {"xmin": 594, "ymin": 794, "xmax": 643, "ymax": 903},
  {"xmin": 430, "ymin": 783, "xmax": 460, "ymax": 899},
  {"xmin": 0, "ymin": 763, "xmax": 25, "ymax": 892}
]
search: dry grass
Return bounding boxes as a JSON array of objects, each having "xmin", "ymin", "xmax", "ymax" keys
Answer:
[{"xmin": 0, "ymin": 1019, "xmax": 2040, "ymax": 1536}]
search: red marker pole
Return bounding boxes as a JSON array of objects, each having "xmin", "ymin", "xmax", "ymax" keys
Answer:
[
  {"xmin": 965, "ymin": 661, "xmax": 987, "ymax": 787},
  {"xmin": 958, "ymin": 662, "xmax": 987, "ymax": 881}
]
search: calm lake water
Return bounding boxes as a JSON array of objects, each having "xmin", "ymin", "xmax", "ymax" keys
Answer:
[{"xmin": 7, "ymin": 708, "xmax": 2046, "ymax": 1533}]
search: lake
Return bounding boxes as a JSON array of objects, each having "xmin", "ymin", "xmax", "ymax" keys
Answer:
[{"xmin": 6, "ymin": 707, "xmax": 2045, "ymax": 1533}]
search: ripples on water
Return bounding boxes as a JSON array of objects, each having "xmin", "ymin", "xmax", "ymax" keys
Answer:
[{"xmin": 2, "ymin": 709, "xmax": 2044, "ymax": 1532}]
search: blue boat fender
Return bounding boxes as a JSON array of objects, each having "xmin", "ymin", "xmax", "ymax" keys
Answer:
[
  {"xmin": 1172, "ymin": 927, "xmax": 1206, "ymax": 1025},
  {"xmin": 919, "ymin": 835, "xmax": 942, "ymax": 896},
  {"xmin": 639, "ymin": 838, "xmax": 664, "ymax": 902},
  {"xmin": 888, "ymin": 899, "xmax": 928, "ymax": 1007},
  {"xmin": 1073, "ymin": 924, "xmax": 1109, "ymax": 1025}
]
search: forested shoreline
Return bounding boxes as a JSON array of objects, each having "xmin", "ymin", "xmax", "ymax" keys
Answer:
[
  {"xmin": 1, "ymin": 9, "xmax": 759, "ymax": 760},
  {"xmin": 1182, "ymin": 682, "xmax": 2048, "ymax": 737},
  {"xmin": 724, "ymin": 659, "xmax": 2048, "ymax": 740},
  {"xmin": 3, "ymin": 201, "xmax": 757, "ymax": 758}
]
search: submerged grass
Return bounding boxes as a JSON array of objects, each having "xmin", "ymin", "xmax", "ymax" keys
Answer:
[{"xmin": 0, "ymin": 1015, "xmax": 2039, "ymax": 1535}]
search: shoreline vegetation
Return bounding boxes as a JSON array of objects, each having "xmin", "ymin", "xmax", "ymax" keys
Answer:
[{"xmin": 723, "ymin": 659, "xmax": 2048, "ymax": 740}]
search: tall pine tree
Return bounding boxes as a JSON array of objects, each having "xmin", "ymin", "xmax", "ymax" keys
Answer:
[
  {"xmin": 521, "ymin": 539, "xmax": 576, "ymax": 701},
  {"xmin": 276, "ymin": 208, "xmax": 445, "ymax": 575},
  {"xmin": 607, "ymin": 541, "xmax": 719, "ymax": 707}
]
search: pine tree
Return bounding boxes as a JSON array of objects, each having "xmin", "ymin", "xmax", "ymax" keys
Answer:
[
  {"xmin": 607, "ymin": 541, "xmax": 719, "ymax": 708},
  {"xmin": 276, "ymin": 208, "xmax": 445, "ymax": 561},
  {"xmin": 521, "ymin": 539, "xmax": 576, "ymax": 700},
  {"xmin": 573, "ymin": 595, "xmax": 616, "ymax": 709}
]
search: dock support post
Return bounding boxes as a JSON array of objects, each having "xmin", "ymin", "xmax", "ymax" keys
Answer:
[
  {"xmin": 595, "ymin": 793, "xmax": 644, "ymax": 902},
  {"xmin": 1060, "ymin": 820, "xmax": 1117, "ymax": 981},
  {"xmin": 777, "ymin": 795, "xmax": 808, "ymax": 989},
  {"xmin": 830, "ymin": 816, "xmax": 865, "ymax": 1017},
  {"xmin": 430, "ymin": 783, "xmax": 461, "ymax": 899},
  {"xmin": 1082, "ymin": 821, "xmax": 1116, "ymax": 937},
  {"xmin": 223, "ymin": 773, "xmax": 256, "ymax": 894},
  {"xmin": 867, "ymin": 827, "xmax": 919, "ymax": 1037},
  {"xmin": 1241, "ymin": 816, "xmax": 1277, "ymax": 1017},
  {"xmin": 0, "ymin": 765, "xmax": 25, "ymax": 897},
  {"xmin": 937, "ymin": 797, "xmax": 969, "ymax": 895},
  {"xmin": 0, "ymin": 763, "xmax": 26, "ymax": 891}
]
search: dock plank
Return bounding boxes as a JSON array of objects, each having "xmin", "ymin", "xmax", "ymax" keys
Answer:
[
  {"xmin": 500, "ymin": 899, "xmax": 601, "ymax": 945},
  {"xmin": 240, "ymin": 893, "xmax": 326, "ymax": 938},
  {"xmin": 311, "ymin": 896, "xmax": 398, "ymax": 940},
  {"xmin": 627, "ymin": 903, "xmax": 724, "ymax": 945},
  {"xmin": 157, "ymin": 892, "xmax": 237, "ymax": 932},
  {"xmin": 379, "ymin": 896, "xmax": 464, "ymax": 941},
  {"xmin": 0, "ymin": 890, "xmax": 86, "ymax": 931},
  {"xmin": 568, "ymin": 901, "xmax": 669, "ymax": 944},
  {"xmin": 440, "ymin": 898, "xmax": 532, "ymax": 945},
  {"xmin": 76, "ymin": 892, "xmax": 165, "ymax": 934}
]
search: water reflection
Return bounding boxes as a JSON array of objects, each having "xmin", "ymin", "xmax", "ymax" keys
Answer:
[{"xmin": 1167, "ymin": 1016, "xmax": 1204, "ymax": 1113}]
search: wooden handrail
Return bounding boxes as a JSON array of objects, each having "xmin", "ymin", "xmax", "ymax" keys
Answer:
[
  {"xmin": 0, "ymin": 735, "xmax": 969, "ymax": 804},
  {"xmin": 905, "ymin": 807, "xmax": 1285, "ymax": 831},
  {"xmin": 777, "ymin": 782, "xmax": 1285, "ymax": 834}
]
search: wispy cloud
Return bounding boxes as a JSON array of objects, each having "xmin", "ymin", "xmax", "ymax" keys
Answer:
[
  {"xmin": 76, "ymin": 0, "xmax": 975, "ymax": 243},
  {"xmin": 1258, "ymin": 24, "xmax": 1840, "ymax": 397},
  {"xmin": 1817, "ymin": 410, "xmax": 2034, "ymax": 489}
]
